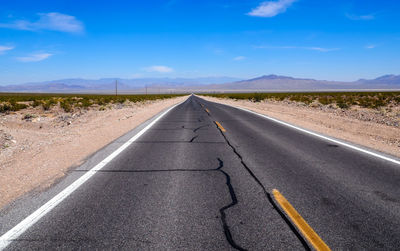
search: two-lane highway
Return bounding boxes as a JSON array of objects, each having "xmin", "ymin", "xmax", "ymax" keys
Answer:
[{"xmin": 1, "ymin": 95, "xmax": 400, "ymax": 250}]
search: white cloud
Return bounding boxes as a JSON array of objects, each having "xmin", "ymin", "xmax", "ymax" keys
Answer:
[
  {"xmin": 255, "ymin": 45, "xmax": 340, "ymax": 52},
  {"xmin": 144, "ymin": 65, "xmax": 174, "ymax": 73},
  {"xmin": 346, "ymin": 13, "xmax": 375, "ymax": 21},
  {"xmin": 233, "ymin": 56, "xmax": 246, "ymax": 61},
  {"xmin": 0, "ymin": 45, "xmax": 14, "ymax": 54},
  {"xmin": 0, "ymin": 12, "xmax": 84, "ymax": 33},
  {"xmin": 16, "ymin": 53, "xmax": 53, "ymax": 62},
  {"xmin": 248, "ymin": 0, "xmax": 296, "ymax": 17}
]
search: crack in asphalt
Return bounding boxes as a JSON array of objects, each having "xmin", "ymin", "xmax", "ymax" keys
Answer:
[
  {"xmin": 189, "ymin": 135, "xmax": 198, "ymax": 142},
  {"xmin": 213, "ymin": 120, "xmax": 311, "ymax": 251},
  {"xmin": 215, "ymin": 158, "xmax": 247, "ymax": 251},
  {"xmin": 193, "ymin": 124, "xmax": 209, "ymax": 133},
  {"xmin": 75, "ymin": 160, "xmax": 244, "ymax": 250},
  {"xmin": 180, "ymin": 124, "xmax": 211, "ymax": 143}
]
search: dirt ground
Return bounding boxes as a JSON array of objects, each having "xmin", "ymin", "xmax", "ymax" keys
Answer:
[
  {"xmin": 0, "ymin": 96, "xmax": 187, "ymax": 208},
  {"xmin": 201, "ymin": 96, "xmax": 400, "ymax": 159}
]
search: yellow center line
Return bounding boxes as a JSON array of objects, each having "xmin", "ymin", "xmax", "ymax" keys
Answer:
[
  {"xmin": 272, "ymin": 189, "xmax": 331, "ymax": 251},
  {"xmin": 215, "ymin": 121, "xmax": 226, "ymax": 132},
  {"xmin": 205, "ymin": 108, "xmax": 210, "ymax": 114}
]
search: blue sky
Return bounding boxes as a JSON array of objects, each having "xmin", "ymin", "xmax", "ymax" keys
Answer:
[{"xmin": 1, "ymin": 0, "xmax": 400, "ymax": 85}]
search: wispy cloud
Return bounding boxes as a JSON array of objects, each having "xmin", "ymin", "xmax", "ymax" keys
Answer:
[
  {"xmin": 233, "ymin": 56, "xmax": 246, "ymax": 61},
  {"xmin": 0, "ymin": 12, "xmax": 84, "ymax": 33},
  {"xmin": 256, "ymin": 45, "xmax": 340, "ymax": 52},
  {"xmin": 365, "ymin": 44, "xmax": 377, "ymax": 49},
  {"xmin": 143, "ymin": 65, "xmax": 174, "ymax": 73},
  {"xmin": 248, "ymin": 0, "xmax": 297, "ymax": 17},
  {"xmin": 16, "ymin": 53, "xmax": 53, "ymax": 62},
  {"xmin": 213, "ymin": 49, "xmax": 224, "ymax": 55},
  {"xmin": 0, "ymin": 45, "xmax": 14, "ymax": 54},
  {"xmin": 346, "ymin": 13, "xmax": 375, "ymax": 21},
  {"xmin": 305, "ymin": 47, "xmax": 340, "ymax": 52}
]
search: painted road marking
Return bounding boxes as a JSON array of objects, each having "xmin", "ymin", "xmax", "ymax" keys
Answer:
[
  {"xmin": 0, "ymin": 101, "xmax": 184, "ymax": 251},
  {"xmin": 224, "ymin": 103, "xmax": 400, "ymax": 166},
  {"xmin": 215, "ymin": 121, "xmax": 226, "ymax": 132},
  {"xmin": 205, "ymin": 108, "xmax": 210, "ymax": 114},
  {"xmin": 273, "ymin": 189, "xmax": 331, "ymax": 251}
]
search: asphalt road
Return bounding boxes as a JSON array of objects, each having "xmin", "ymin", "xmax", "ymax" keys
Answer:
[{"xmin": 2, "ymin": 95, "xmax": 400, "ymax": 250}]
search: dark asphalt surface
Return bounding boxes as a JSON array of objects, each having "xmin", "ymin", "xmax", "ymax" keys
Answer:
[{"xmin": 3, "ymin": 95, "xmax": 400, "ymax": 250}]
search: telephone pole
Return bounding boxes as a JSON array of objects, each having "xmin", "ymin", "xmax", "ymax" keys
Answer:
[{"xmin": 115, "ymin": 79, "xmax": 118, "ymax": 96}]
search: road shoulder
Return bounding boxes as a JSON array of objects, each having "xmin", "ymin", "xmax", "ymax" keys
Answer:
[{"xmin": 200, "ymin": 96, "xmax": 400, "ymax": 159}]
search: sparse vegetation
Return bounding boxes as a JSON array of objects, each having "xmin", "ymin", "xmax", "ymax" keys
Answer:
[
  {"xmin": 201, "ymin": 92, "xmax": 400, "ymax": 109},
  {"xmin": 22, "ymin": 114, "xmax": 37, "ymax": 120},
  {"xmin": 0, "ymin": 93, "xmax": 184, "ymax": 113}
]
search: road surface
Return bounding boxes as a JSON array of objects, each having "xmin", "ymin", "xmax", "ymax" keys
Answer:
[{"xmin": 1, "ymin": 95, "xmax": 400, "ymax": 250}]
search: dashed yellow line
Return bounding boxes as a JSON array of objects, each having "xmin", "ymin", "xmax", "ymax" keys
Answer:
[
  {"xmin": 272, "ymin": 189, "xmax": 331, "ymax": 251},
  {"xmin": 215, "ymin": 121, "xmax": 226, "ymax": 132},
  {"xmin": 205, "ymin": 108, "xmax": 210, "ymax": 114}
]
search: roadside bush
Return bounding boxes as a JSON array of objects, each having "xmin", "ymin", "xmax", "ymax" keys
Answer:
[
  {"xmin": 60, "ymin": 100, "xmax": 73, "ymax": 112},
  {"xmin": 251, "ymin": 93, "xmax": 264, "ymax": 102},
  {"xmin": 337, "ymin": 102, "xmax": 349, "ymax": 109},
  {"xmin": 0, "ymin": 104, "xmax": 12, "ymax": 113},
  {"xmin": 32, "ymin": 100, "xmax": 42, "ymax": 107},
  {"xmin": 201, "ymin": 92, "xmax": 400, "ymax": 110},
  {"xmin": 42, "ymin": 99, "xmax": 56, "ymax": 110},
  {"xmin": 23, "ymin": 114, "xmax": 37, "ymax": 120}
]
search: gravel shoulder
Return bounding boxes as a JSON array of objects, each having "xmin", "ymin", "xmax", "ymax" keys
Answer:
[
  {"xmin": 200, "ymin": 96, "xmax": 400, "ymax": 159},
  {"xmin": 0, "ymin": 96, "xmax": 187, "ymax": 208}
]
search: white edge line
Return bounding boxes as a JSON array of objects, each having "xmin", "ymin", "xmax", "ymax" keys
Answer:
[
  {"xmin": 215, "ymin": 101, "xmax": 400, "ymax": 166},
  {"xmin": 0, "ymin": 100, "xmax": 184, "ymax": 250}
]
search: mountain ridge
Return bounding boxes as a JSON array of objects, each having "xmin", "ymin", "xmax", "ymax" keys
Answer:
[{"xmin": 0, "ymin": 75, "xmax": 399, "ymax": 93}]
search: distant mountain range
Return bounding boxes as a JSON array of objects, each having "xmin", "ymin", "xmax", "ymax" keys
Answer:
[
  {"xmin": 198, "ymin": 74, "xmax": 400, "ymax": 91},
  {"xmin": 1, "ymin": 75, "xmax": 399, "ymax": 93},
  {"xmin": 0, "ymin": 77, "xmax": 241, "ymax": 93}
]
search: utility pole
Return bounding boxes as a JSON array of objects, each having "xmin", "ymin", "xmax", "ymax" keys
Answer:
[{"xmin": 115, "ymin": 79, "xmax": 118, "ymax": 96}]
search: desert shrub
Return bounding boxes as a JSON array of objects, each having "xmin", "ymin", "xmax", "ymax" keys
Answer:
[
  {"xmin": 32, "ymin": 100, "xmax": 42, "ymax": 107},
  {"xmin": 13, "ymin": 103, "xmax": 28, "ymax": 111},
  {"xmin": 318, "ymin": 96, "xmax": 332, "ymax": 105},
  {"xmin": 23, "ymin": 114, "xmax": 37, "ymax": 120},
  {"xmin": 0, "ymin": 93, "xmax": 183, "ymax": 113},
  {"xmin": 0, "ymin": 104, "xmax": 12, "ymax": 113},
  {"xmin": 337, "ymin": 102, "xmax": 349, "ymax": 109},
  {"xmin": 201, "ymin": 92, "xmax": 400, "ymax": 109},
  {"xmin": 251, "ymin": 93, "xmax": 264, "ymax": 102},
  {"xmin": 60, "ymin": 100, "xmax": 73, "ymax": 112},
  {"xmin": 116, "ymin": 98, "xmax": 126, "ymax": 104},
  {"xmin": 42, "ymin": 99, "xmax": 56, "ymax": 110},
  {"xmin": 77, "ymin": 98, "xmax": 92, "ymax": 108}
]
